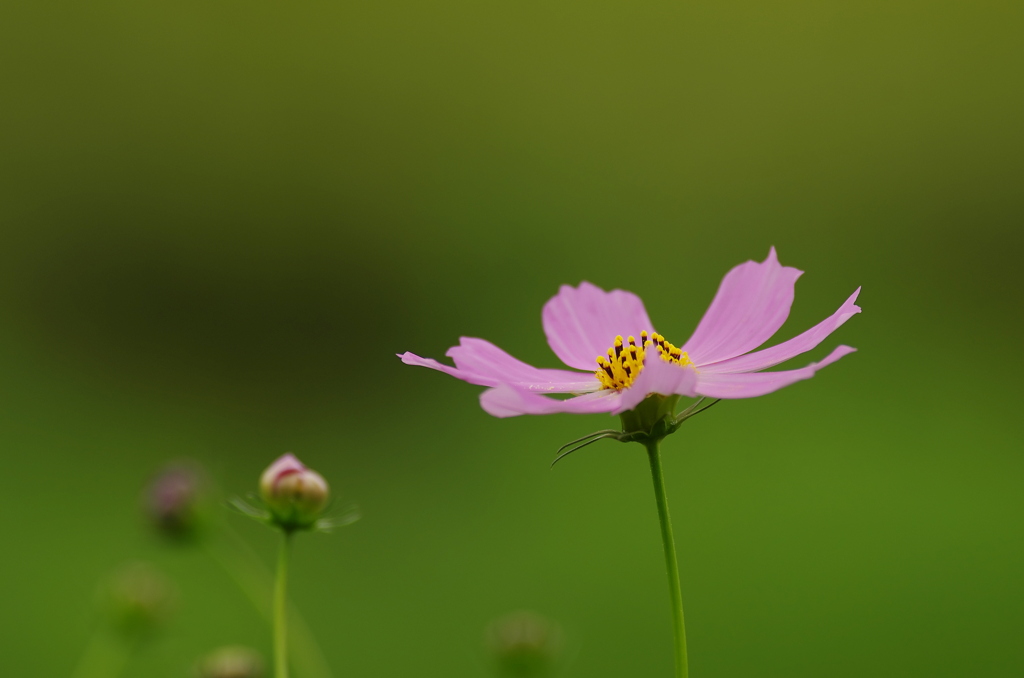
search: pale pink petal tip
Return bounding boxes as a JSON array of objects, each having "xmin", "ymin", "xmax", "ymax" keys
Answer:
[
  {"xmin": 399, "ymin": 351, "xmax": 471, "ymax": 381},
  {"xmin": 699, "ymin": 287, "xmax": 862, "ymax": 374},
  {"xmin": 446, "ymin": 338, "xmax": 600, "ymax": 392},
  {"xmin": 268, "ymin": 453, "xmax": 305, "ymax": 473},
  {"xmin": 682, "ymin": 247, "xmax": 803, "ymax": 366},
  {"xmin": 694, "ymin": 344, "xmax": 857, "ymax": 399},
  {"xmin": 260, "ymin": 453, "xmax": 308, "ymax": 491},
  {"xmin": 400, "ymin": 342, "xmax": 598, "ymax": 393}
]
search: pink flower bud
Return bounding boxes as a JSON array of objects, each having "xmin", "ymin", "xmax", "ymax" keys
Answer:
[
  {"xmin": 144, "ymin": 461, "xmax": 207, "ymax": 541},
  {"xmin": 259, "ymin": 454, "xmax": 329, "ymax": 530},
  {"xmin": 103, "ymin": 562, "xmax": 176, "ymax": 638},
  {"xmin": 486, "ymin": 610, "xmax": 563, "ymax": 676}
]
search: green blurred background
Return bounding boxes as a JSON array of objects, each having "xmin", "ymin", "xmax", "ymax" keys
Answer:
[{"xmin": 1, "ymin": 0, "xmax": 1022, "ymax": 675}]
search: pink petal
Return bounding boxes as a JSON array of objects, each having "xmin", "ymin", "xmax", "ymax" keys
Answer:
[
  {"xmin": 542, "ymin": 282, "xmax": 655, "ymax": 371},
  {"xmin": 479, "ymin": 385, "xmax": 621, "ymax": 418},
  {"xmin": 263, "ymin": 453, "xmax": 306, "ymax": 477},
  {"xmin": 693, "ymin": 345, "xmax": 857, "ymax": 399},
  {"xmin": 682, "ymin": 247, "xmax": 803, "ymax": 366},
  {"xmin": 699, "ymin": 288, "xmax": 862, "ymax": 374},
  {"xmin": 399, "ymin": 351, "xmax": 481, "ymax": 382},
  {"xmin": 448, "ymin": 338, "xmax": 600, "ymax": 392},
  {"xmin": 613, "ymin": 358, "xmax": 699, "ymax": 415},
  {"xmin": 259, "ymin": 453, "xmax": 308, "ymax": 493},
  {"xmin": 399, "ymin": 338, "xmax": 600, "ymax": 392}
]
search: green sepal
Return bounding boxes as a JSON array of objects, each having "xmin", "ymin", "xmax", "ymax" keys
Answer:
[
  {"xmin": 619, "ymin": 394, "xmax": 683, "ymax": 443},
  {"xmin": 228, "ymin": 494, "xmax": 359, "ymax": 535},
  {"xmin": 550, "ymin": 395, "xmax": 720, "ymax": 467}
]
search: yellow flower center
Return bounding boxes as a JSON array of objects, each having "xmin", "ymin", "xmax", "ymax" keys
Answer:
[{"xmin": 594, "ymin": 331, "xmax": 693, "ymax": 390}]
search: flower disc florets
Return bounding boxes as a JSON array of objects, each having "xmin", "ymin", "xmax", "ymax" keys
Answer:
[{"xmin": 595, "ymin": 331, "xmax": 692, "ymax": 391}]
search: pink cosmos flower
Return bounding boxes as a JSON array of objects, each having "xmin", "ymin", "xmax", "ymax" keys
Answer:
[{"xmin": 400, "ymin": 248, "xmax": 860, "ymax": 418}]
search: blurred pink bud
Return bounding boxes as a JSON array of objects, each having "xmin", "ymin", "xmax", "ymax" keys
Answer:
[
  {"xmin": 144, "ymin": 461, "xmax": 207, "ymax": 540},
  {"xmin": 487, "ymin": 610, "xmax": 562, "ymax": 677},
  {"xmin": 196, "ymin": 645, "xmax": 265, "ymax": 678},
  {"xmin": 103, "ymin": 561, "xmax": 176, "ymax": 637}
]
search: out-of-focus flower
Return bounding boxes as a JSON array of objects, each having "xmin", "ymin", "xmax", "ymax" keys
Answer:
[
  {"xmin": 401, "ymin": 248, "xmax": 860, "ymax": 420},
  {"xmin": 486, "ymin": 611, "xmax": 562, "ymax": 677},
  {"xmin": 101, "ymin": 562, "xmax": 175, "ymax": 638},
  {"xmin": 195, "ymin": 646, "xmax": 265, "ymax": 678},
  {"xmin": 143, "ymin": 461, "xmax": 208, "ymax": 541},
  {"xmin": 259, "ymin": 453, "xmax": 330, "ymax": 532}
]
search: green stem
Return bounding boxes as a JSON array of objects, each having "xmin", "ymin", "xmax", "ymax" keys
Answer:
[
  {"xmin": 275, "ymin": 532, "xmax": 292, "ymax": 678},
  {"xmin": 206, "ymin": 525, "xmax": 335, "ymax": 678},
  {"xmin": 70, "ymin": 629, "xmax": 130, "ymax": 678},
  {"xmin": 646, "ymin": 440, "xmax": 688, "ymax": 678}
]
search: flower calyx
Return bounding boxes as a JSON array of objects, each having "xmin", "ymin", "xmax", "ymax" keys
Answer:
[{"xmin": 550, "ymin": 395, "xmax": 721, "ymax": 467}]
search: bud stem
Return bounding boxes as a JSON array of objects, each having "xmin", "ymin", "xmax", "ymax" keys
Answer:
[
  {"xmin": 274, "ymin": 533, "xmax": 293, "ymax": 678},
  {"xmin": 646, "ymin": 440, "xmax": 688, "ymax": 678},
  {"xmin": 205, "ymin": 526, "xmax": 335, "ymax": 678},
  {"xmin": 70, "ymin": 629, "xmax": 131, "ymax": 678}
]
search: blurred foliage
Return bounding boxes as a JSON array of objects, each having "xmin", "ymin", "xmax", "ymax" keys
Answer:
[{"xmin": 0, "ymin": 0, "xmax": 1022, "ymax": 676}]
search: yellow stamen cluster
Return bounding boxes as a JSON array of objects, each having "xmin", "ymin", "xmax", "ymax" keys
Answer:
[{"xmin": 594, "ymin": 331, "xmax": 693, "ymax": 391}]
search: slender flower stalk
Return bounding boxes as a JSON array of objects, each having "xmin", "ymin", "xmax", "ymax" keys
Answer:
[
  {"xmin": 646, "ymin": 440, "xmax": 687, "ymax": 678},
  {"xmin": 73, "ymin": 562, "xmax": 174, "ymax": 678},
  {"xmin": 70, "ymin": 630, "xmax": 131, "ymax": 678},
  {"xmin": 203, "ymin": 524, "xmax": 336, "ymax": 678},
  {"xmin": 274, "ymin": 533, "xmax": 293, "ymax": 678}
]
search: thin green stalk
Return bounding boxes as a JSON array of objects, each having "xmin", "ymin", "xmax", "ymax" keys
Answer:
[
  {"xmin": 275, "ymin": 533, "xmax": 293, "ymax": 678},
  {"xmin": 70, "ymin": 629, "xmax": 130, "ymax": 678},
  {"xmin": 205, "ymin": 524, "xmax": 335, "ymax": 678},
  {"xmin": 646, "ymin": 440, "xmax": 688, "ymax": 678}
]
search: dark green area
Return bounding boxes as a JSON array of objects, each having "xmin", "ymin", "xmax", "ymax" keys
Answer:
[{"xmin": 1, "ymin": 0, "xmax": 1022, "ymax": 675}]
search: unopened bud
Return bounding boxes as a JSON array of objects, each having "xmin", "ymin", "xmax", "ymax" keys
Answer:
[
  {"xmin": 144, "ymin": 461, "xmax": 208, "ymax": 541},
  {"xmin": 486, "ymin": 610, "xmax": 562, "ymax": 677},
  {"xmin": 195, "ymin": 645, "xmax": 265, "ymax": 678},
  {"xmin": 102, "ymin": 562, "xmax": 175, "ymax": 638},
  {"xmin": 259, "ymin": 453, "xmax": 329, "ymax": 531}
]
